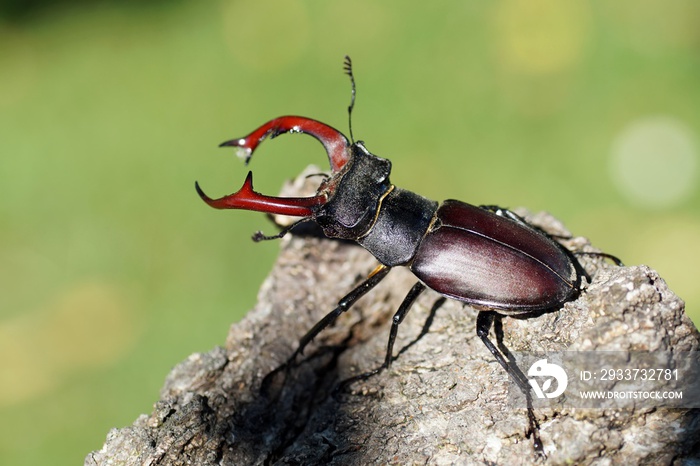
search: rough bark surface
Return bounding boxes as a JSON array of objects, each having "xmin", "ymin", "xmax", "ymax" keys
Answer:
[{"xmin": 86, "ymin": 173, "xmax": 700, "ymax": 466}]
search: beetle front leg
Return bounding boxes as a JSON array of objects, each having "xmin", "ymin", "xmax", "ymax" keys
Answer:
[
  {"xmin": 380, "ymin": 282, "xmax": 426, "ymax": 369},
  {"xmin": 251, "ymin": 217, "xmax": 311, "ymax": 242},
  {"xmin": 291, "ymin": 264, "xmax": 392, "ymax": 363},
  {"xmin": 335, "ymin": 282, "xmax": 426, "ymax": 393},
  {"xmin": 261, "ymin": 265, "xmax": 392, "ymax": 396}
]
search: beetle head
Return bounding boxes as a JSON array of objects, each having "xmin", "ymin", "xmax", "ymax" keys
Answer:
[
  {"xmin": 195, "ymin": 56, "xmax": 393, "ymax": 239},
  {"xmin": 196, "ymin": 118, "xmax": 393, "ymax": 240},
  {"xmin": 312, "ymin": 142, "xmax": 392, "ymax": 239}
]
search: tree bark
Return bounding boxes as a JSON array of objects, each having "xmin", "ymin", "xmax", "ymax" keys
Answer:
[{"xmin": 86, "ymin": 173, "xmax": 700, "ymax": 465}]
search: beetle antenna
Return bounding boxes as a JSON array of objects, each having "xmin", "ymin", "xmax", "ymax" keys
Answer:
[{"xmin": 343, "ymin": 55, "xmax": 356, "ymax": 144}]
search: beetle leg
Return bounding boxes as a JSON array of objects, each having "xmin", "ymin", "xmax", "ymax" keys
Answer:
[
  {"xmin": 251, "ymin": 217, "xmax": 311, "ymax": 242},
  {"xmin": 477, "ymin": 311, "xmax": 545, "ymax": 457},
  {"xmin": 396, "ymin": 296, "xmax": 445, "ymax": 359},
  {"xmin": 261, "ymin": 266, "xmax": 392, "ymax": 396},
  {"xmin": 575, "ymin": 251, "xmax": 624, "ymax": 266},
  {"xmin": 335, "ymin": 282, "xmax": 426, "ymax": 393},
  {"xmin": 290, "ymin": 265, "xmax": 392, "ymax": 363},
  {"xmin": 382, "ymin": 282, "xmax": 426, "ymax": 369},
  {"xmin": 476, "ymin": 312, "xmax": 529, "ymax": 390}
]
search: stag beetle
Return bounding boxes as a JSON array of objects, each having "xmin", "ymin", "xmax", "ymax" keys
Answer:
[{"xmin": 196, "ymin": 57, "xmax": 621, "ymax": 455}]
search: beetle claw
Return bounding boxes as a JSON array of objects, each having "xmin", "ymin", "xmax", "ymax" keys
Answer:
[
  {"xmin": 219, "ymin": 116, "xmax": 351, "ymax": 172},
  {"xmin": 218, "ymin": 139, "xmax": 253, "ymax": 164},
  {"xmin": 218, "ymin": 138, "xmax": 243, "ymax": 147},
  {"xmin": 195, "ymin": 171, "xmax": 326, "ymax": 217},
  {"xmin": 198, "ymin": 116, "xmax": 351, "ymax": 217},
  {"xmin": 194, "ymin": 180, "xmax": 212, "ymax": 203}
]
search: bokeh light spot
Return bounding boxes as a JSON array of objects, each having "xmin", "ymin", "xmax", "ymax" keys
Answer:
[
  {"xmin": 0, "ymin": 281, "xmax": 138, "ymax": 407},
  {"xmin": 0, "ymin": 318, "xmax": 55, "ymax": 406},
  {"xmin": 493, "ymin": 0, "xmax": 590, "ymax": 76},
  {"xmin": 610, "ymin": 116, "xmax": 698, "ymax": 209},
  {"xmin": 221, "ymin": 0, "xmax": 310, "ymax": 71},
  {"xmin": 41, "ymin": 281, "xmax": 138, "ymax": 368}
]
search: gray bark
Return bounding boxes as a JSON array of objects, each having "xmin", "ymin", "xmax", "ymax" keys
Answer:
[{"xmin": 86, "ymin": 172, "xmax": 700, "ymax": 466}]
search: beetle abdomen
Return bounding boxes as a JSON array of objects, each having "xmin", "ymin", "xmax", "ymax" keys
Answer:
[{"xmin": 410, "ymin": 200, "xmax": 578, "ymax": 313}]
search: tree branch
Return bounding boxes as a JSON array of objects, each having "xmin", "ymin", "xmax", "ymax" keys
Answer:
[{"xmin": 86, "ymin": 171, "xmax": 700, "ymax": 465}]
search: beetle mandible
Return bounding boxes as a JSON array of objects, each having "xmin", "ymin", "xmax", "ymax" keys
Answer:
[{"xmin": 196, "ymin": 57, "xmax": 621, "ymax": 455}]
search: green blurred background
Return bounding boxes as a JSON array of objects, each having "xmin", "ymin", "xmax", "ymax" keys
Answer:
[{"xmin": 1, "ymin": 0, "xmax": 698, "ymax": 464}]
